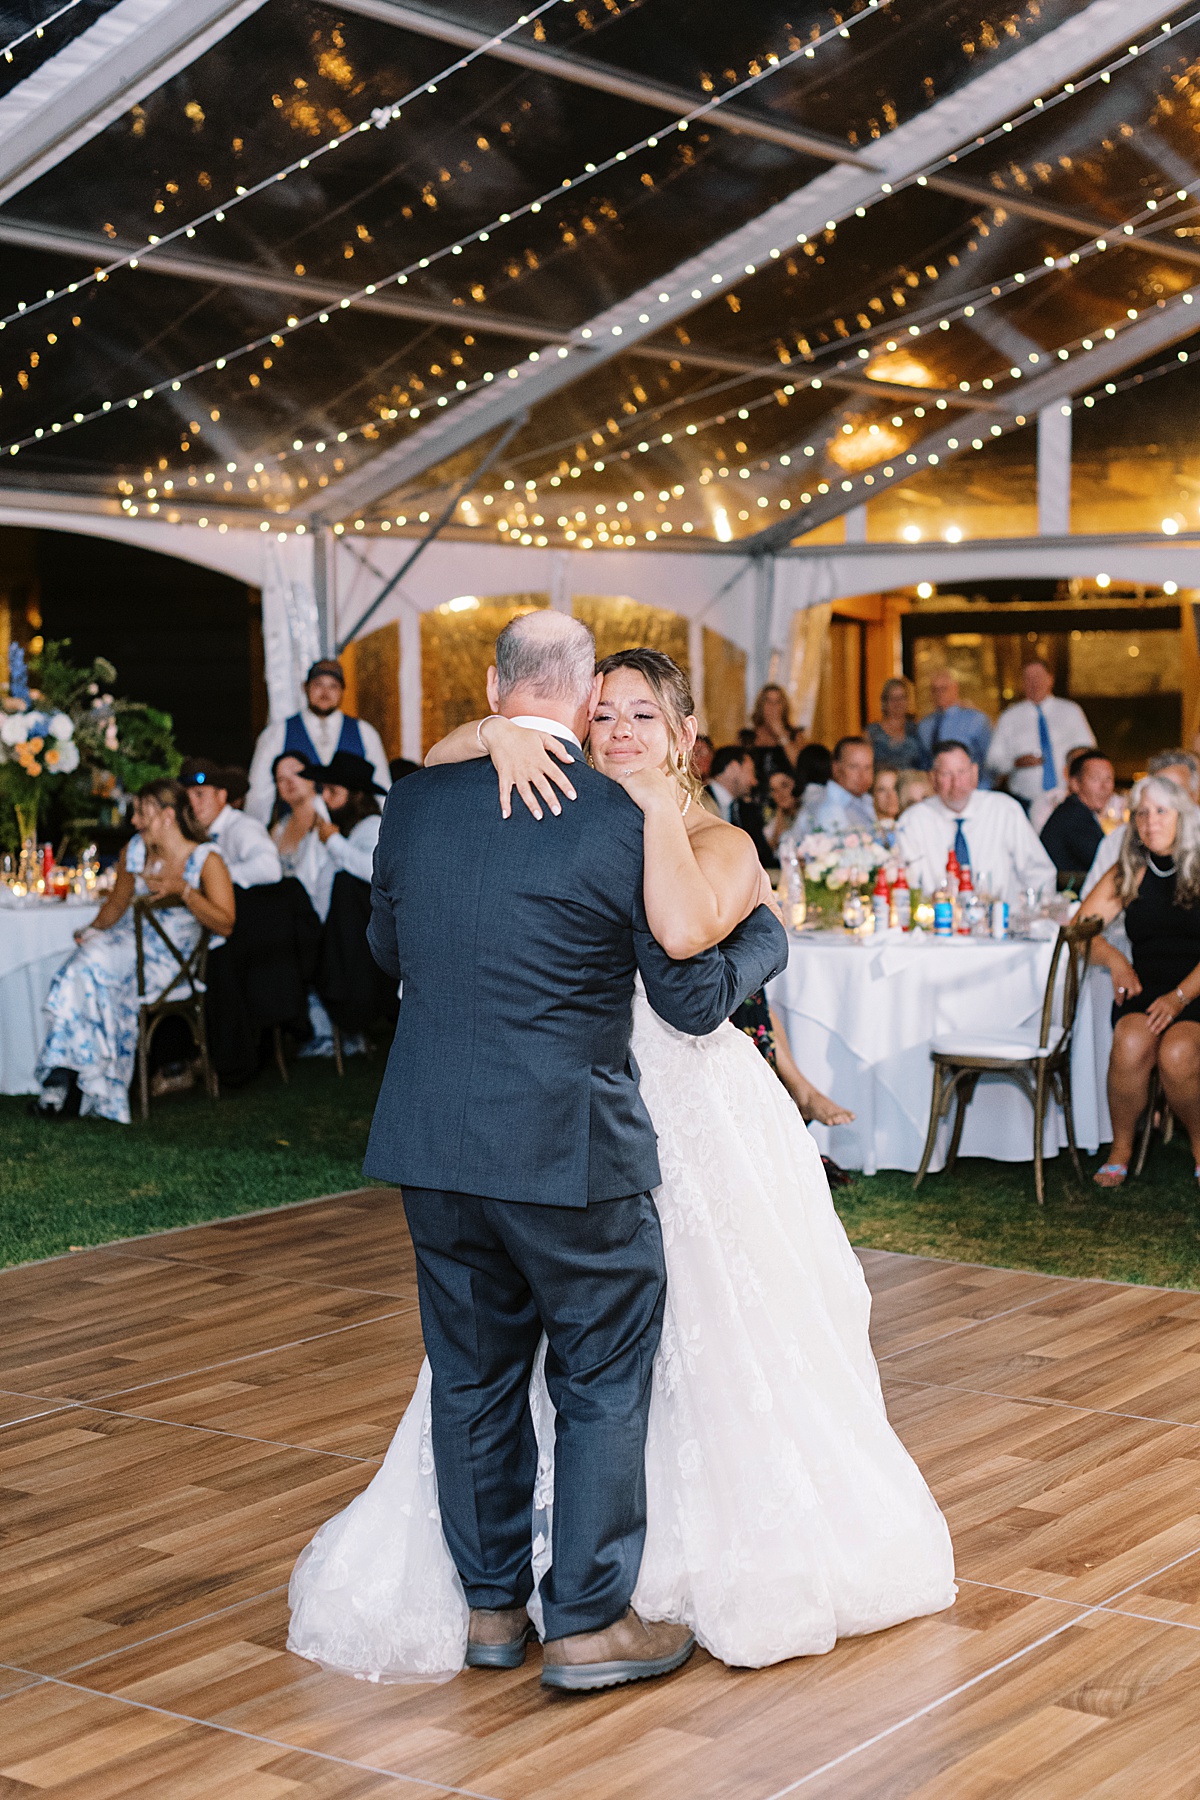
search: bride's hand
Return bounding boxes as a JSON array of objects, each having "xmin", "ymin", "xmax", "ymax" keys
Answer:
[
  {"xmin": 479, "ymin": 716, "xmax": 577, "ymax": 821},
  {"xmin": 608, "ymin": 765, "xmax": 677, "ymax": 814}
]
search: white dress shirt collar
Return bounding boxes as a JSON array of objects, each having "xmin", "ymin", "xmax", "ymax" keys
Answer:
[
  {"xmin": 507, "ymin": 714, "xmax": 582, "ymax": 749},
  {"xmin": 708, "ymin": 778, "xmax": 737, "ymax": 820}
]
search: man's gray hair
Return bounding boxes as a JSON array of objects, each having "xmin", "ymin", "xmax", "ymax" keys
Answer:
[
  {"xmin": 1149, "ymin": 749, "xmax": 1200, "ymax": 797},
  {"xmin": 494, "ymin": 610, "xmax": 596, "ymax": 704}
]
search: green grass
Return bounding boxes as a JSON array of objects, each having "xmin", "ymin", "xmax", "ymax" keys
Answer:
[
  {"xmin": 0, "ymin": 1055, "xmax": 386, "ymax": 1268},
  {"xmin": 4, "ymin": 1058, "xmax": 1200, "ymax": 1289}
]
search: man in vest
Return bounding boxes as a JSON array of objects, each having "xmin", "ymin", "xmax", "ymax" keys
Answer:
[{"xmin": 245, "ymin": 658, "xmax": 392, "ymax": 824}]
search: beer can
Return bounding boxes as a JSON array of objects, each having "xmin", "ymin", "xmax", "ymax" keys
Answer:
[{"xmin": 991, "ymin": 900, "xmax": 1009, "ymax": 939}]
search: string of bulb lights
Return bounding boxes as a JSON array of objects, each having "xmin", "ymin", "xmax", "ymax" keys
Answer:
[
  {"xmin": 0, "ymin": 0, "xmax": 892, "ymax": 348},
  {"xmin": 13, "ymin": 0, "xmax": 1198, "ymax": 528},
  {"xmin": 251, "ymin": 160, "xmax": 1200, "ymax": 512},
  {"xmin": 0, "ymin": 0, "xmax": 84, "ymax": 65}
]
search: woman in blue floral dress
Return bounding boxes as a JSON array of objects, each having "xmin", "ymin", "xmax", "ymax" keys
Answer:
[{"xmin": 32, "ymin": 779, "xmax": 236, "ymax": 1123}]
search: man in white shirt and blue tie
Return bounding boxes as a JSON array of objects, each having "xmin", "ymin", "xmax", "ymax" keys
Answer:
[
  {"xmin": 986, "ymin": 660, "xmax": 1095, "ymax": 812},
  {"xmin": 896, "ymin": 741, "xmax": 1056, "ymax": 905}
]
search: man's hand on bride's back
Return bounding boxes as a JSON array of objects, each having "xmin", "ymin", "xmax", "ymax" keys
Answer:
[{"xmin": 478, "ymin": 716, "xmax": 577, "ymax": 820}]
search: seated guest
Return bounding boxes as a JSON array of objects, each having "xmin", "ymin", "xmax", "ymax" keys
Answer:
[
  {"xmin": 750, "ymin": 682, "xmax": 804, "ymax": 780},
  {"xmin": 895, "ymin": 740, "xmax": 1056, "ymax": 903},
  {"xmin": 868, "ymin": 678, "xmax": 925, "ymax": 772},
  {"xmin": 702, "ymin": 743, "xmax": 757, "ymax": 821},
  {"xmin": 813, "ymin": 736, "xmax": 875, "ymax": 832},
  {"xmin": 763, "ymin": 768, "xmax": 799, "ymax": 853},
  {"xmin": 786, "ymin": 741, "xmax": 833, "ymax": 839},
  {"xmin": 270, "ymin": 753, "xmax": 326, "ymax": 913},
  {"xmin": 30, "ymin": 779, "xmax": 235, "ymax": 1123},
  {"xmin": 917, "ymin": 668, "xmax": 993, "ymax": 781},
  {"xmin": 1083, "ymin": 750, "xmax": 1200, "ymax": 899},
  {"xmin": 702, "ymin": 745, "xmax": 774, "ymax": 866},
  {"xmin": 1081, "ymin": 775, "xmax": 1200, "ymax": 1188},
  {"xmin": 246, "ymin": 658, "xmax": 391, "ymax": 823},
  {"xmin": 690, "ymin": 733, "xmax": 714, "ymax": 785},
  {"xmin": 181, "ymin": 756, "xmax": 281, "ymax": 888},
  {"xmin": 1030, "ymin": 743, "xmax": 1094, "ymax": 834},
  {"xmin": 1040, "ymin": 749, "xmax": 1114, "ymax": 881},
  {"xmin": 306, "ymin": 751, "xmax": 386, "ymax": 911},
  {"xmin": 873, "ymin": 768, "xmax": 900, "ymax": 824},
  {"xmin": 896, "ymin": 768, "xmax": 933, "ymax": 813}
]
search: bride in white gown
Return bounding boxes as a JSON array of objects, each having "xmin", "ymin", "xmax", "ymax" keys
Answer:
[{"xmin": 288, "ymin": 651, "xmax": 955, "ymax": 1681}]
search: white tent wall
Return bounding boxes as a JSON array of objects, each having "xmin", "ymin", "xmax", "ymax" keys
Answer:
[{"xmin": 2, "ymin": 503, "xmax": 1195, "ymax": 762}]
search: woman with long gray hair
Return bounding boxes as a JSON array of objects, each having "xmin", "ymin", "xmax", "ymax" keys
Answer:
[{"xmin": 1081, "ymin": 774, "xmax": 1200, "ymax": 1186}]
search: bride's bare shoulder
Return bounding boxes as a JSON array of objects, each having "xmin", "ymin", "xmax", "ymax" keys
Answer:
[{"xmin": 688, "ymin": 809, "xmax": 761, "ymax": 874}]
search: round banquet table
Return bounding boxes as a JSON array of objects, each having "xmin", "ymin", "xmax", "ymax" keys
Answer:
[
  {"xmin": 0, "ymin": 897, "xmax": 99, "ymax": 1095},
  {"xmin": 768, "ymin": 930, "xmax": 1115, "ymax": 1176}
]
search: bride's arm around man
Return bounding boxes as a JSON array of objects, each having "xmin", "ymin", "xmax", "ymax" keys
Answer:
[{"xmin": 361, "ymin": 611, "xmax": 787, "ymax": 1692}]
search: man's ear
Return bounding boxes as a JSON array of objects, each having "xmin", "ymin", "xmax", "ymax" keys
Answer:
[
  {"xmin": 585, "ymin": 671, "xmax": 603, "ymax": 722},
  {"xmin": 485, "ymin": 666, "xmax": 501, "ymax": 714}
]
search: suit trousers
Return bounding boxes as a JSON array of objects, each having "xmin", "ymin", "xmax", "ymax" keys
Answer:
[{"xmin": 401, "ymin": 1184, "xmax": 667, "ymax": 1641}]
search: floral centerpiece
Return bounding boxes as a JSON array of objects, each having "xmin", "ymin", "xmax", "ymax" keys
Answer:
[
  {"xmin": 785, "ymin": 829, "xmax": 896, "ymax": 928},
  {"xmin": 0, "ymin": 639, "xmax": 179, "ymax": 852}
]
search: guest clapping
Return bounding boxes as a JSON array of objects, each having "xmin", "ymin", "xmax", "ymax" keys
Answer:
[
  {"xmin": 31, "ymin": 780, "xmax": 235, "ymax": 1124},
  {"xmin": 1081, "ymin": 776, "xmax": 1200, "ymax": 1187},
  {"xmin": 307, "ymin": 751, "xmax": 386, "ymax": 903}
]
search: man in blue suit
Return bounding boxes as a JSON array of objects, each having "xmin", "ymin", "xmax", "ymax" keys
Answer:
[{"xmin": 365, "ymin": 612, "xmax": 787, "ymax": 1693}]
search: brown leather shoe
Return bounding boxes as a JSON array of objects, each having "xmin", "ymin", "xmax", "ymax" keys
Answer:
[
  {"xmin": 465, "ymin": 1606, "xmax": 535, "ymax": 1669},
  {"xmin": 540, "ymin": 1608, "xmax": 695, "ymax": 1693}
]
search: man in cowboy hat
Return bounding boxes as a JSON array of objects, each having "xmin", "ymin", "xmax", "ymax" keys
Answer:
[{"xmin": 245, "ymin": 658, "xmax": 392, "ymax": 824}]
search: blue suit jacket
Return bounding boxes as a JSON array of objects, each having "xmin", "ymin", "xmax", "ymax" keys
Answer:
[{"xmin": 363, "ymin": 749, "xmax": 789, "ymax": 1207}]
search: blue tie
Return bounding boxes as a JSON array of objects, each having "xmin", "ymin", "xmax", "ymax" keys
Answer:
[
  {"xmin": 954, "ymin": 820, "xmax": 970, "ymax": 870},
  {"xmin": 1036, "ymin": 705, "xmax": 1056, "ymax": 791}
]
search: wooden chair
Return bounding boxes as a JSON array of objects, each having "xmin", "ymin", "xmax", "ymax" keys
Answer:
[
  {"xmin": 913, "ymin": 913, "xmax": 1104, "ymax": 1204},
  {"xmin": 133, "ymin": 898, "xmax": 217, "ymax": 1121},
  {"xmin": 1132, "ymin": 1066, "xmax": 1175, "ymax": 1178}
]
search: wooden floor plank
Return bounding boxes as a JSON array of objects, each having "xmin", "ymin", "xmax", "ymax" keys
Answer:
[
  {"xmin": 65, "ymin": 1585, "xmax": 1087, "ymax": 1800},
  {"xmin": 0, "ymin": 1683, "xmax": 457, "ymax": 1798},
  {"xmin": 881, "ymin": 1377, "xmax": 1200, "ymax": 1605},
  {"xmin": 107, "ymin": 1189, "xmax": 414, "ymax": 1295},
  {"xmin": 884, "ymin": 1282, "xmax": 1200, "ymax": 1425},
  {"xmin": 103, "ymin": 1311, "xmax": 426, "ymax": 1461},
  {"xmin": 1104, "ymin": 1548, "xmax": 1200, "ymax": 1631},
  {"xmin": 0, "ymin": 1410, "xmax": 372, "ymax": 1675},
  {"xmin": 789, "ymin": 1610, "xmax": 1200, "ymax": 1799},
  {"xmin": 0, "ymin": 1254, "xmax": 415, "ymax": 1402},
  {"xmin": 859, "ymin": 1254, "xmax": 1069, "ymax": 1361},
  {"xmin": 0, "ymin": 1389, "xmax": 70, "ymax": 1429}
]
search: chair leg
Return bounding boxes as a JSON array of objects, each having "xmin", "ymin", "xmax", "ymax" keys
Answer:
[
  {"xmin": 1059, "ymin": 1062, "xmax": 1083, "ymax": 1183},
  {"xmin": 1132, "ymin": 1068, "xmax": 1160, "ymax": 1180},
  {"xmin": 273, "ymin": 1025, "xmax": 289, "ymax": 1084},
  {"xmin": 944, "ymin": 1072, "xmax": 979, "ymax": 1173},
  {"xmin": 194, "ymin": 1006, "xmax": 218, "ymax": 1102},
  {"xmin": 913, "ymin": 1063, "xmax": 949, "ymax": 1191},
  {"xmin": 332, "ymin": 1025, "xmax": 344, "ymax": 1079},
  {"xmin": 1033, "ymin": 1065, "xmax": 1049, "ymax": 1205},
  {"xmin": 137, "ymin": 1013, "xmax": 150, "ymax": 1122}
]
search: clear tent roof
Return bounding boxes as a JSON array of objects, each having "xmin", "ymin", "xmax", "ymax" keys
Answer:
[{"xmin": 1, "ymin": 0, "xmax": 1199, "ymax": 549}]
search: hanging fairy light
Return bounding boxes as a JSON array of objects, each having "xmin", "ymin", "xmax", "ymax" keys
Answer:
[{"xmin": 0, "ymin": 0, "xmax": 85, "ymax": 64}]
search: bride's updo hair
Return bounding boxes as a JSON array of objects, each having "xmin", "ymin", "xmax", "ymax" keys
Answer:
[{"xmin": 595, "ymin": 647, "xmax": 702, "ymax": 800}]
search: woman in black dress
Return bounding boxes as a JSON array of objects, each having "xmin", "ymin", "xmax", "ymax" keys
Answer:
[{"xmin": 1082, "ymin": 775, "xmax": 1200, "ymax": 1186}]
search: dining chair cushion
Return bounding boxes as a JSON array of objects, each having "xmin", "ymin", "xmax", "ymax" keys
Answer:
[{"xmin": 929, "ymin": 1024, "xmax": 1065, "ymax": 1061}]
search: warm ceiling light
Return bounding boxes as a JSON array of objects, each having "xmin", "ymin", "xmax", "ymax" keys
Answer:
[
  {"xmin": 902, "ymin": 524, "xmax": 921, "ymax": 543},
  {"xmin": 1164, "ymin": 579, "xmax": 1179, "ymax": 595},
  {"xmin": 916, "ymin": 581, "xmax": 934, "ymax": 598},
  {"xmin": 712, "ymin": 506, "xmax": 733, "ymax": 542},
  {"xmin": 944, "ymin": 525, "xmax": 963, "ymax": 543},
  {"xmin": 1096, "ymin": 573, "xmax": 1110, "ymax": 587},
  {"xmin": 1162, "ymin": 517, "xmax": 1180, "ymax": 535}
]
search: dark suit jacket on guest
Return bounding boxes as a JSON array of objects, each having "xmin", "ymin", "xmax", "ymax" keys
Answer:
[
  {"xmin": 364, "ymin": 745, "xmax": 789, "ymax": 1207},
  {"xmin": 1040, "ymin": 792, "xmax": 1104, "ymax": 879}
]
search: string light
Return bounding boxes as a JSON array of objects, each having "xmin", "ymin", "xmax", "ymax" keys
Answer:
[
  {"xmin": 0, "ymin": 0, "xmax": 890, "ymax": 338},
  {"xmin": 1, "ymin": 0, "xmax": 84, "ymax": 64},
  {"xmin": 0, "ymin": 0, "xmax": 572, "ymax": 331}
]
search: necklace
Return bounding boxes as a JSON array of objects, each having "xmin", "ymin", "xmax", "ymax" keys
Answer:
[
  {"xmin": 681, "ymin": 792, "xmax": 692, "ymax": 819},
  {"xmin": 1147, "ymin": 853, "xmax": 1177, "ymax": 876}
]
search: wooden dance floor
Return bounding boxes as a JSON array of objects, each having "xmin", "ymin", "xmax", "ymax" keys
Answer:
[{"xmin": 3, "ymin": 1190, "xmax": 1200, "ymax": 1798}]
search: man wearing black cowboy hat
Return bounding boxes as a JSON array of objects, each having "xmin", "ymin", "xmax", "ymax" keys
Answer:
[
  {"xmin": 246, "ymin": 658, "xmax": 392, "ymax": 824},
  {"xmin": 301, "ymin": 750, "xmax": 388, "ymax": 915}
]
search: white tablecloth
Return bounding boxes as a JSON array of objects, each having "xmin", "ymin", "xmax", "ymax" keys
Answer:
[
  {"xmin": 769, "ymin": 932, "xmax": 1114, "ymax": 1176},
  {"xmin": 0, "ymin": 899, "xmax": 99, "ymax": 1094}
]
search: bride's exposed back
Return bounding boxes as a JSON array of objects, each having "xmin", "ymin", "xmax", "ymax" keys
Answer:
[{"xmin": 288, "ymin": 642, "xmax": 955, "ymax": 1682}]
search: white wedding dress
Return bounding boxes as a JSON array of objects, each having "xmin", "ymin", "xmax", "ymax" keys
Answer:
[{"xmin": 288, "ymin": 988, "xmax": 956, "ymax": 1680}]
